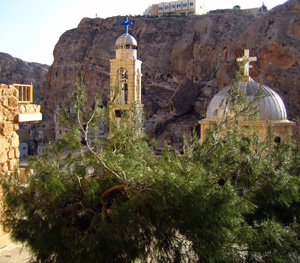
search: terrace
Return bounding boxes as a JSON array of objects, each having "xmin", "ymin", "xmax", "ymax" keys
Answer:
[{"xmin": 15, "ymin": 83, "xmax": 42, "ymax": 122}]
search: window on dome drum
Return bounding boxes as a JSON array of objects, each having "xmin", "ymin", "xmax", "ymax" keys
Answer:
[
  {"xmin": 183, "ymin": 3, "xmax": 187, "ymax": 7},
  {"xmin": 274, "ymin": 136, "xmax": 281, "ymax": 150},
  {"xmin": 190, "ymin": 2, "xmax": 194, "ymax": 6},
  {"xmin": 165, "ymin": 6, "xmax": 169, "ymax": 9},
  {"xmin": 274, "ymin": 137, "xmax": 281, "ymax": 144},
  {"xmin": 171, "ymin": 5, "xmax": 175, "ymax": 8},
  {"xmin": 177, "ymin": 4, "xmax": 181, "ymax": 7}
]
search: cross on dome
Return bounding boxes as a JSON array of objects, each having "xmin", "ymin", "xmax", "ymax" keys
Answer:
[
  {"xmin": 237, "ymin": 49, "xmax": 257, "ymax": 81},
  {"xmin": 121, "ymin": 17, "xmax": 133, "ymax": 34}
]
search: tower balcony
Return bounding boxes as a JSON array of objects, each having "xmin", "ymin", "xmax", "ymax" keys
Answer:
[{"xmin": 15, "ymin": 83, "xmax": 42, "ymax": 123}]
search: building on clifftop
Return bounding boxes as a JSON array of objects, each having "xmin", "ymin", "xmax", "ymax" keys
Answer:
[{"xmin": 144, "ymin": 0, "xmax": 205, "ymax": 16}]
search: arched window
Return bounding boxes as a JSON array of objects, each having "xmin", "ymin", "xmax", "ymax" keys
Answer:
[
  {"xmin": 117, "ymin": 67, "xmax": 128, "ymax": 104},
  {"xmin": 124, "ymin": 83, "xmax": 128, "ymax": 104}
]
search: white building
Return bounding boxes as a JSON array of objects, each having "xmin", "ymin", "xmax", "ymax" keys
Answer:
[
  {"xmin": 19, "ymin": 143, "xmax": 28, "ymax": 159},
  {"xmin": 37, "ymin": 144, "xmax": 48, "ymax": 155},
  {"xmin": 144, "ymin": 0, "xmax": 205, "ymax": 16}
]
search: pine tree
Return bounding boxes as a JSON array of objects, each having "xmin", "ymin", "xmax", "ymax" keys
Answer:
[{"xmin": 1, "ymin": 77, "xmax": 300, "ymax": 262}]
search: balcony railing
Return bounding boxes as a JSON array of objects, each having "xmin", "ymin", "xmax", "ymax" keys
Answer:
[
  {"xmin": 15, "ymin": 83, "xmax": 33, "ymax": 103},
  {"xmin": 13, "ymin": 83, "xmax": 43, "ymax": 123}
]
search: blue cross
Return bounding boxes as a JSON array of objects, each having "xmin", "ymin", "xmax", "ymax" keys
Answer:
[{"xmin": 121, "ymin": 17, "xmax": 133, "ymax": 34}]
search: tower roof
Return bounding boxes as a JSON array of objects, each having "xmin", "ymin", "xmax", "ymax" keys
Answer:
[
  {"xmin": 115, "ymin": 33, "xmax": 137, "ymax": 48},
  {"xmin": 206, "ymin": 80, "xmax": 287, "ymax": 121}
]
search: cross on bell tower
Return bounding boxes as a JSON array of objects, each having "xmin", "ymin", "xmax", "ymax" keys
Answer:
[
  {"xmin": 121, "ymin": 17, "xmax": 133, "ymax": 34},
  {"xmin": 237, "ymin": 49, "xmax": 257, "ymax": 81}
]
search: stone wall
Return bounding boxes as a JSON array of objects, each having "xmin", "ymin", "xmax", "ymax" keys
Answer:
[
  {"xmin": 0, "ymin": 84, "xmax": 20, "ymax": 247},
  {"xmin": 0, "ymin": 84, "xmax": 19, "ymax": 174}
]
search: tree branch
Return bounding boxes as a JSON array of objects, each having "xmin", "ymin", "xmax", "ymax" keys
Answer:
[{"xmin": 77, "ymin": 107, "xmax": 130, "ymax": 185}]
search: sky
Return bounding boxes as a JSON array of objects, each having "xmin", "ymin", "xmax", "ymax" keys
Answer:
[{"xmin": 0, "ymin": 0, "xmax": 288, "ymax": 65}]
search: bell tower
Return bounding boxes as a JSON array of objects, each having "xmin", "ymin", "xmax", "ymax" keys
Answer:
[{"xmin": 109, "ymin": 17, "xmax": 143, "ymax": 127}]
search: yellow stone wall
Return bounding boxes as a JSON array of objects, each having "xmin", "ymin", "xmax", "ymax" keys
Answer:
[
  {"xmin": 109, "ymin": 48, "xmax": 143, "ymax": 125},
  {"xmin": 110, "ymin": 58, "xmax": 142, "ymax": 106},
  {"xmin": 199, "ymin": 118, "xmax": 295, "ymax": 144},
  {"xmin": 0, "ymin": 84, "xmax": 20, "ymax": 247}
]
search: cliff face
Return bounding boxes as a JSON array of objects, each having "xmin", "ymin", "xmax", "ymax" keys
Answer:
[
  {"xmin": 41, "ymin": 0, "xmax": 300, "ymax": 142},
  {"xmin": 0, "ymin": 53, "xmax": 49, "ymax": 103},
  {"xmin": 235, "ymin": 0, "xmax": 300, "ymax": 118}
]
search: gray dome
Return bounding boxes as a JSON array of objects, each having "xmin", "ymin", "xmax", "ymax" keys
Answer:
[
  {"xmin": 115, "ymin": 33, "xmax": 137, "ymax": 48},
  {"xmin": 206, "ymin": 80, "xmax": 287, "ymax": 121}
]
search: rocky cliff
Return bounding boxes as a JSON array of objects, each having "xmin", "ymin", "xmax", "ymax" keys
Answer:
[
  {"xmin": 41, "ymin": 0, "xmax": 300, "ymax": 143},
  {"xmin": 0, "ymin": 53, "xmax": 49, "ymax": 103}
]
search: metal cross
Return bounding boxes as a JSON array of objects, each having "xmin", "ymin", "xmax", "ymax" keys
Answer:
[
  {"xmin": 237, "ymin": 49, "xmax": 257, "ymax": 81},
  {"xmin": 121, "ymin": 17, "xmax": 133, "ymax": 34}
]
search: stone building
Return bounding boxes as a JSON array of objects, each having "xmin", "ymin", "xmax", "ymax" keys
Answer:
[
  {"xmin": 109, "ymin": 17, "xmax": 143, "ymax": 131},
  {"xmin": 144, "ymin": 0, "xmax": 205, "ymax": 16},
  {"xmin": 0, "ymin": 83, "xmax": 42, "ymax": 247},
  {"xmin": 199, "ymin": 50, "xmax": 295, "ymax": 144}
]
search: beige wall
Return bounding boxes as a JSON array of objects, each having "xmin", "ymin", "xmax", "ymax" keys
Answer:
[{"xmin": 151, "ymin": 4, "xmax": 159, "ymax": 15}]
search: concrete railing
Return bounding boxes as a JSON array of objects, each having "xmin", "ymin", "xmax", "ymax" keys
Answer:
[{"xmin": 14, "ymin": 83, "xmax": 33, "ymax": 103}]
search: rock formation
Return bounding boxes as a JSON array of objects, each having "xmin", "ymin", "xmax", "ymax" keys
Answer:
[
  {"xmin": 0, "ymin": 53, "xmax": 49, "ymax": 103},
  {"xmin": 39, "ymin": 0, "xmax": 299, "ymax": 142},
  {"xmin": 170, "ymin": 78, "xmax": 203, "ymax": 116}
]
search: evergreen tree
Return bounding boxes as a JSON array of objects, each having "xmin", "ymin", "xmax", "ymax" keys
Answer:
[{"xmin": 1, "ymin": 76, "xmax": 300, "ymax": 262}]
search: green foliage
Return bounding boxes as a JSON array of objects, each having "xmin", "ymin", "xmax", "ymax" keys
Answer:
[{"xmin": 1, "ymin": 79, "xmax": 300, "ymax": 262}]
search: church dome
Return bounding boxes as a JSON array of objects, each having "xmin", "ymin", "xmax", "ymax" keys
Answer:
[
  {"xmin": 115, "ymin": 33, "xmax": 137, "ymax": 48},
  {"xmin": 206, "ymin": 80, "xmax": 287, "ymax": 121}
]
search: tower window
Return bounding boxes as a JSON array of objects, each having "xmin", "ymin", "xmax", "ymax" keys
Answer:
[
  {"xmin": 115, "ymin": 110, "xmax": 122, "ymax": 117},
  {"xmin": 124, "ymin": 83, "xmax": 128, "ymax": 104}
]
